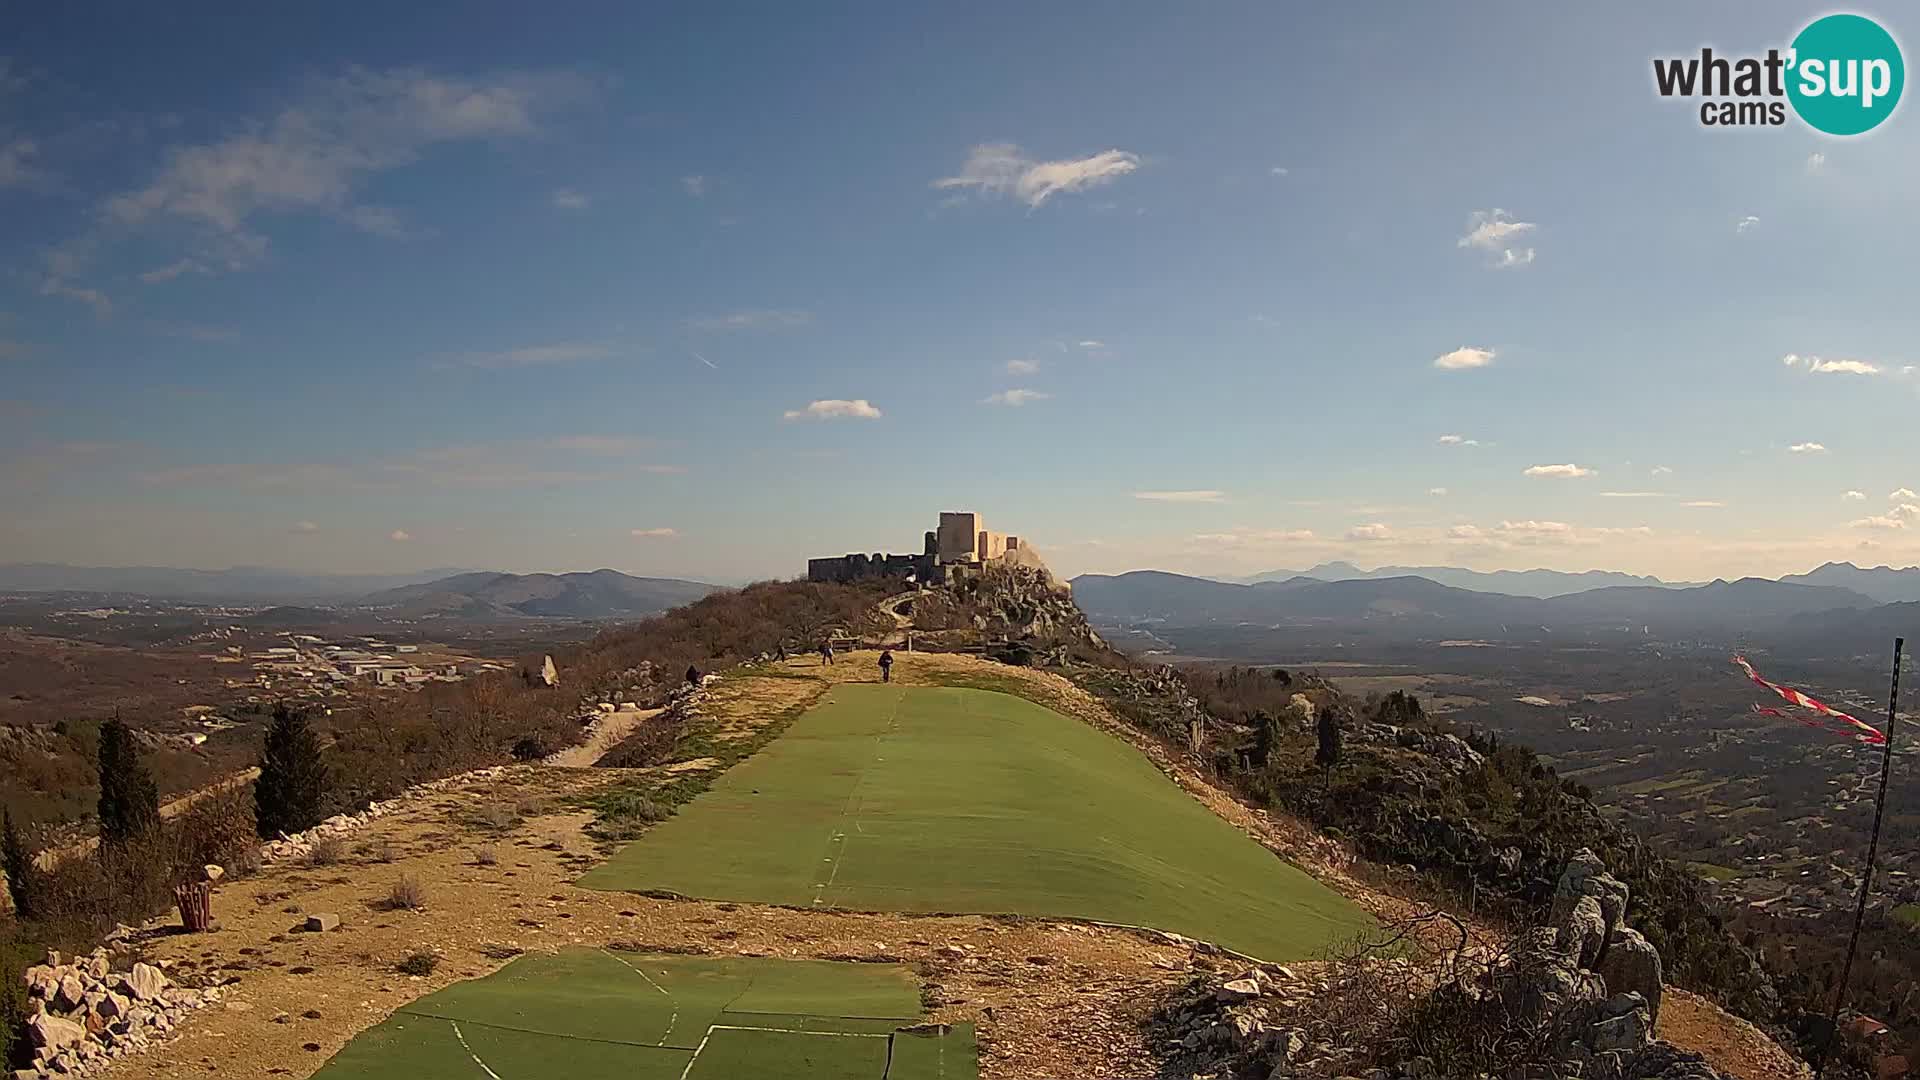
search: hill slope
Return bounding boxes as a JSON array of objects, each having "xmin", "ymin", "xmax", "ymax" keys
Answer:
[{"xmin": 356, "ymin": 569, "xmax": 719, "ymax": 618}]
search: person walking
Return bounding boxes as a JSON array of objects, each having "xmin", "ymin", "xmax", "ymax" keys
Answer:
[
  {"xmin": 878, "ymin": 649, "xmax": 894, "ymax": 683},
  {"xmin": 820, "ymin": 641, "xmax": 835, "ymax": 666}
]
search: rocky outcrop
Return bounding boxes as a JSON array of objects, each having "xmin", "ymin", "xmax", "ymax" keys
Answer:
[{"xmin": 15, "ymin": 950, "xmax": 220, "ymax": 1078}]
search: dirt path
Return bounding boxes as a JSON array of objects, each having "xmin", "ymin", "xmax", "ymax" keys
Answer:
[{"xmin": 544, "ymin": 707, "xmax": 663, "ymax": 767}]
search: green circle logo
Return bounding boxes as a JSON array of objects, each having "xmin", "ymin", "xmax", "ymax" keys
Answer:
[{"xmin": 1788, "ymin": 14, "xmax": 1904, "ymax": 135}]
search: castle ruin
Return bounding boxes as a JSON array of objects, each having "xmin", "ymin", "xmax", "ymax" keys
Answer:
[{"xmin": 807, "ymin": 511, "xmax": 1028, "ymax": 584}]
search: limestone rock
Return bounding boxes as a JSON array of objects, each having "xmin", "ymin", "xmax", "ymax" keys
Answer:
[
  {"xmin": 53, "ymin": 973, "xmax": 87, "ymax": 1012},
  {"xmin": 1216, "ymin": 977, "xmax": 1263, "ymax": 1002},
  {"xmin": 305, "ymin": 912, "xmax": 341, "ymax": 933},
  {"xmin": 119, "ymin": 963, "xmax": 166, "ymax": 1002},
  {"xmin": 1598, "ymin": 927, "xmax": 1664, "ymax": 1024},
  {"xmin": 1551, "ymin": 847, "xmax": 1631, "ymax": 947},
  {"xmin": 1560, "ymin": 894, "xmax": 1608, "ymax": 969},
  {"xmin": 27, "ymin": 1013, "xmax": 87, "ymax": 1052}
]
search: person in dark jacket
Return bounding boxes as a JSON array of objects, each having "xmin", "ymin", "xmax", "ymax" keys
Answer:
[
  {"xmin": 686, "ymin": 664, "xmax": 701, "ymax": 686},
  {"xmin": 878, "ymin": 649, "xmax": 894, "ymax": 682}
]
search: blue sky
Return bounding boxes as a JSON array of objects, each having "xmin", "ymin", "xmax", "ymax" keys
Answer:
[{"xmin": 4, "ymin": 3, "xmax": 1919, "ymax": 584}]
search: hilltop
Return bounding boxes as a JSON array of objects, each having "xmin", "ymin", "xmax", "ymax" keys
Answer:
[{"xmin": 354, "ymin": 569, "xmax": 719, "ymax": 619}]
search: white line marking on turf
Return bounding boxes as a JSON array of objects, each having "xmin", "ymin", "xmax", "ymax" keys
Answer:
[
  {"xmin": 676, "ymin": 1023, "xmax": 893, "ymax": 1079},
  {"xmin": 601, "ymin": 948, "xmax": 680, "ymax": 1046},
  {"xmin": 813, "ymin": 690, "xmax": 904, "ymax": 906},
  {"xmin": 449, "ymin": 1020, "xmax": 504, "ymax": 1080}
]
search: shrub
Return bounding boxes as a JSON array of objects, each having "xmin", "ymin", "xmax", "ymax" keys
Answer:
[
  {"xmin": 96, "ymin": 718, "xmax": 160, "ymax": 846},
  {"xmin": 386, "ymin": 875, "xmax": 426, "ymax": 911},
  {"xmin": 255, "ymin": 705, "xmax": 331, "ymax": 839},
  {"xmin": 470, "ymin": 805, "xmax": 517, "ymax": 831},
  {"xmin": 473, "ymin": 846, "xmax": 498, "ymax": 867},
  {"xmin": 357, "ymin": 839, "xmax": 395, "ymax": 864},
  {"xmin": 395, "ymin": 950, "xmax": 440, "ymax": 976},
  {"xmin": 171, "ymin": 786, "xmax": 260, "ymax": 878},
  {"xmin": 305, "ymin": 835, "xmax": 347, "ymax": 867},
  {"xmin": 592, "ymin": 792, "xmax": 667, "ymax": 841}
]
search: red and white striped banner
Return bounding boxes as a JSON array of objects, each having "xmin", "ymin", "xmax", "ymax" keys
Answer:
[{"xmin": 1732, "ymin": 655, "xmax": 1885, "ymax": 745}]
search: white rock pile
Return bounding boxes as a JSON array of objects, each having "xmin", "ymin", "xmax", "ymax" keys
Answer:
[
  {"xmin": 16, "ymin": 949, "xmax": 220, "ymax": 1078},
  {"xmin": 260, "ymin": 765, "xmax": 512, "ymax": 864}
]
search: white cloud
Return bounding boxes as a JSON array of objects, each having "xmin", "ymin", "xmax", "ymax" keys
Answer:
[
  {"xmin": 1843, "ymin": 490, "xmax": 1869, "ymax": 500},
  {"xmin": 39, "ymin": 279, "xmax": 112, "ymax": 317},
  {"xmin": 690, "ymin": 309, "xmax": 812, "ymax": 331},
  {"xmin": 681, "ymin": 175, "xmax": 707, "ymax": 198},
  {"xmin": 1458, "ymin": 208, "xmax": 1536, "ymax": 268},
  {"xmin": 982, "ymin": 389, "xmax": 1051, "ymax": 407},
  {"xmin": 1737, "ymin": 215, "xmax": 1760, "ymax": 233},
  {"xmin": 1134, "ymin": 490, "xmax": 1225, "ymax": 503},
  {"xmin": 1437, "ymin": 434, "xmax": 1482, "ymax": 447},
  {"xmin": 1078, "ymin": 340, "xmax": 1106, "ymax": 349},
  {"xmin": 1851, "ymin": 514, "xmax": 1909, "ymax": 531},
  {"xmin": 1892, "ymin": 488, "xmax": 1919, "ymax": 501},
  {"xmin": 449, "ymin": 342, "xmax": 613, "ymax": 368},
  {"xmin": 95, "ymin": 67, "xmax": 593, "ymax": 273},
  {"xmin": 1428, "ymin": 487, "xmax": 1449, "ymax": 496},
  {"xmin": 1599, "ymin": 491, "xmax": 1665, "ymax": 498},
  {"xmin": 389, "ymin": 529, "xmax": 412, "ymax": 542},
  {"xmin": 933, "ymin": 143, "xmax": 1141, "ymax": 209},
  {"xmin": 0, "ymin": 137, "xmax": 38, "ymax": 189},
  {"xmin": 1524, "ymin": 463, "xmax": 1595, "ymax": 479},
  {"xmin": 1346, "ymin": 523, "xmax": 1394, "ymax": 541},
  {"xmin": 783, "ymin": 398, "xmax": 882, "ymax": 421},
  {"xmin": 1782, "ymin": 353, "xmax": 1881, "ymax": 375},
  {"xmin": 1189, "ymin": 528, "xmax": 1314, "ymax": 546},
  {"xmin": 1269, "ymin": 166, "xmax": 1289, "ymax": 177},
  {"xmin": 1683, "ymin": 500, "xmax": 1726, "ymax": 508},
  {"xmin": 1433, "ymin": 346, "xmax": 1495, "ymax": 371},
  {"xmin": 1496, "ymin": 520, "xmax": 1575, "ymax": 538},
  {"xmin": 1788, "ymin": 442, "xmax": 1828, "ymax": 454},
  {"xmin": 630, "ymin": 527, "xmax": 678, "ymax": 538},
  {"xmin": 292, "ymin": 520, "xmax": 319, "ymax": 533},
  {"xmin": 551, "ymin": 188, "xmax": 589, "ymax": 210},
  {"xmin": 1005, "ymin": 358, "xmax": 1040, "ymax": 375},
  {"xmin": 1447, "ymin": 524, "xmax": 1486, "ymax": 540},
  {"xmin": 1807, "ymin": 151, "xmax": 1827, "ymax": 172},
  {"xmin": 138, "ymin": 259, "xmax": 209, "ymax": 284},
  {"xmin": 1651, "ymin": 465, "xmax": 1674, "ymax": 476}
]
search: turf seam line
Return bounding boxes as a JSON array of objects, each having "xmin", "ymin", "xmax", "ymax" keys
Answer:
[
  {"xmin": 448, "ymin": 1020, "xmax": 505, "ymax": 1080},
  {"xmin": 812, "ymin": 687, "xmax": 904, "ymax": 906},
  {"xmin": 393, "ymin": 1010, "xmax": 695, "ymax": 1051},
  {"xmin": 600, "ymin": 947, "xmax": 680, "ymax": 1046}
]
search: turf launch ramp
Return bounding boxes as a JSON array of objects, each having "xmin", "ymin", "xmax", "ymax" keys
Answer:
[{"xmin": 581, "ymin": 683, "xmax": 1371, "ymax": 960}]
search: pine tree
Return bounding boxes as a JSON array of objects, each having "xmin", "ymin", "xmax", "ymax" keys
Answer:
[
  {"xmin": 97, "ymin": 716, "xmax": 161, "ymax": 845},
  {"xmin": 2, "ymin": 809, "xmax": 35, "ymax": 920},
  {"xmin": 255, "ymin": 704, "xmax": 331, "ymax": 839},
  {"xmin": 1315, "ymin": 704, "xmax": 1344, "ymax": 771}
]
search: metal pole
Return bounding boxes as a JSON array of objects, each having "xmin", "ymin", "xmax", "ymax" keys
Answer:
[{"xmin": 1814, "ymin": 637, "xmax": 1903, "ymax": 1079}]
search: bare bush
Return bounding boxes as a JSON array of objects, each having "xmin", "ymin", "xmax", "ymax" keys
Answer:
[
  {"xmin": 385, "ymin": 875, "xmax": 427, "ymax": 911},
  {"xmin": 305, "ymin": 835, "xmax": 347, "ymax": 867},
  {"xmin": 472, "ymin": 846, "xmax": 498, "ymax": 867},
  {"xmin": 395, "ymin": 950, "xmax": 439, "ymax": 976},
  {"xmin": 356, "ymin": 838, "xmax": 395, "ymax": 864}
]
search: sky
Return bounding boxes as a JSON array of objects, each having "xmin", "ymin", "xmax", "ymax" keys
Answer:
[{"xmin": 4, "ymin": 2, "xmax": 1920, "ymax": 586}]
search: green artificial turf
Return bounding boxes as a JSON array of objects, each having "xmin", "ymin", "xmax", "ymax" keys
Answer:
[
  {"xmin": 310, "ymin": 949, "xmax": 971, "ymax": 1079},
  {"xmin": 581, "ymin": 684, "xmax": 1372, "ymax": 960}
]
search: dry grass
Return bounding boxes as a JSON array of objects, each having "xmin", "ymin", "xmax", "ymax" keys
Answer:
[
  {"xmin": 384, "ymin": 875, "xmax": 426, "ymax": 911},
  {"xmin": 472, "ymin": 845, "xmax": 498, "ymax": 867},
  {"xmin": 394, "ymin": 950, "xmax": 439, "ymax": 976},
  {"xmin": 305, "ymin": 835, "xmax": 348, "ymax": 867}
]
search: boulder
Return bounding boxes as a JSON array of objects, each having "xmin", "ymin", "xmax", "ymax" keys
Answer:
[
  {"xmin": 27, "ymin": 1013, "xmax": 87, "ymax": 1052},
  {"xmin": 305, "ymin": 912, "xmax": 341, "ymax": 933},
  {"xmin": 22, "ymin": 965, "xmax": 58, "ymax": 999},
  {"xmin": 120, "ymin": 963, "xmax": 166, "ymax": 1002},
  {"xmin": 1598, "ymin": 927, "xmax": 1664, "ymax": 1024},
  {"xmin": 53, "ymin": 973, "xmax": 88, "ymax": 1011},
  {"xmin": 1586, "ymin": 994, "xmax": 1654, "ymax": 1053},
  {"xmin": 1216, "ymin": 977, "xmax": 1263, "ymax": 1002},
  {"xmin": 1551, "ymin": 848, "xmax": 1630, "ymax": 947},
  {"xmin": 1559, "ymin": 894, "xmax": 1608, "ymax": 969}
]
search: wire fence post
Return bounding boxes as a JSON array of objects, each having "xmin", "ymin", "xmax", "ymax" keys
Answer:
[{"xmin": 1814, "ymin": 636, "xmax": 1904, "ymax": 1079}]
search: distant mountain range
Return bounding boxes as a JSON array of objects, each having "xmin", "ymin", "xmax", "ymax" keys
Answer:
[
  {"xmin": 1070, "ymin": 568, "xmax": 1883, "ymax": 633},
  {"xmin": 1238, "ymin": 561, "xmax": 1696, "ymax": 599},
  {"xmin": 1778, "ymin": 561, "xmax": 1920, "ymax": 604},
  {"xmin": 0, "ymin": 563, "xmax": 474, "ymax": 602},
  {"xmin": 355, "ymin": 570, "xmax": 719, "ymax": 619}
]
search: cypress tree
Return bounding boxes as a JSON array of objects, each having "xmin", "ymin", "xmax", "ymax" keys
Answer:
[
  {"xmin": 97, "ymin": 716, "xmax": 161, "ymax": 845},
  {"xmin": 2, "ymin": 810, "xmax": 35, "ymax": 920},
  {"xmin": 1316, "ymin": 703, "xmax": 1344, "ymax": 771},
  {"xmin": 255, "ymin": 704, "xmax": 331, "ymax": 839}
]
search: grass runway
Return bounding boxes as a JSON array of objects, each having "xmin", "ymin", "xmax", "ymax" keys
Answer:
[
  {"xmin": 311, "ymin": 949, "xmax": 973, "ymax": 1079},
  {"xmin": 581, "ymin": 684, "xmax": 1370, "ymax": 960}
]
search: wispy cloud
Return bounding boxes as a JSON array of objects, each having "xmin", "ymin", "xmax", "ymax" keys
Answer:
[
  {"xmin": 680, "ymin": 175, "xmax": 707, "ymax": 197},
  {"xmin": 1892, "ymin": 488, "xmax": 1918, "ymax": 501},
  {"xmin": 389, "ymin": 529, "xmax": 412, "ymax": 542},
  {"xmin": 1788, "ymin": 441, "xmax": 1828, "ymax": 454},
  {"xmin": 630, "ymin": 527, "xmax": 678, "ymax": 538},
  {"xmin": 783, "ymin": 398, "xmax": 881, "ymax": 421},
  {"xmin": 551, "ymin": 188, "xmax": 589, "ymax": 210},
  {"xmin": 447, "ymin": 342, "xmax": 614, "ymax": 369},
  {"xmin": 934, "ymin": 143, "xmax": 1141, "ymax": 209},
  {"xmin": 1782, "ymin": 353, "xmax": 1880, "ymax": 376},
  {"xmin": 39, "ymin": 279, "xmax": 111, "ymax": 317},
  {"xmin": 1807, "ymin": 151, "xmax": 1827, "ymax": 173},
  {"xmin": 1189, "ymin": 529, "xmax": 1314, "ymax": 546},
  {"xmin": 690, "ymin": 309, "xmax": 812, "ymax": 331},
  {"xmin": 1850, "ymin": 505, "xmax": 1920, "ymax": 530},
  {"xmin": 1458, "ymin": 208, "xmax": 1536, "ymax": 268},
  {"xmin": 138, "ymin": 258, "xmax": 209, "ymax": 284},
  {"xmin": 1433, "ymin": 346, "xmax": 1495, "ymax": 371},
  {"xmin": 1428, "ymin": 487, "xmax": 1449, "ymax": 496},
  {"xmin": 1736, "ymin": 215, "xmax": 1760, "ymax": 234},
  {"xmin": 89, "ymin": 66, "xmax": 595, "ymax": 277},
  {"xmin": 1599, "ymin": 491, "xmax": 1665, "ymax": 498},
  {"xmin": 1134, "ymin": 490, "xmax": 1225, "ymax": 503},
  {"xmin": 1005, "ymin": 358, "xmax": 1040, "ymax": 375},
  {"xmin": 1524, "ymin": 463, "xmax": 1594, "ymax": 479},
  {"xmin": 1683, "ymin": 500, "xmax": 1726, "ymax": 508},
  {"xmin": 982, "ymin": 389, "xmax": 1051, "ymax": 407},
  {"xmin": 1347, "ymin": 523, "xmax": 1394, "ymax": 541},
  {"xmin": 1651, "ymin": 465, "xmax": 1674, "ymax": 476},
  {"xmin": 1843, "ymin": 490, "xmax": 1868, "ymax": 501},
  {"xmin": 292, "ymin": 520, "xmax": 320, "ymax": 534},
  {"xmin": 1437, "ymin": 434, "xmax": 1482, "ymax": 447}
]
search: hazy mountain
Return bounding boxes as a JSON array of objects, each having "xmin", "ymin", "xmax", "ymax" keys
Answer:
[
  {"xmin": 0, "ymin": 563, "xmax": 474, "ymax": 602},
  {"xmin": 1241, "ymin": 561, "xmax": 1693, "ymax": 599},
  {"xmin": 1070, "ymin": 569, "xmax": 1875, "ymax": 632},
  {"xmin": 1778, "ymin": 562, "xmax": 1920, "ymax": 604},
  {"xmin": 356, "ymin": 569, "xmax": 719, "ymax": 619}
]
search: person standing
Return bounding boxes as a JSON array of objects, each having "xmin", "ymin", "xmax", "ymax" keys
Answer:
[
  {"xmin": 820, "ymin": 641, "xmax": 835, "ymax": 666},
  {"xmin": 878, "ymin": 649, "xmax": 894, "ymax": 683}
]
